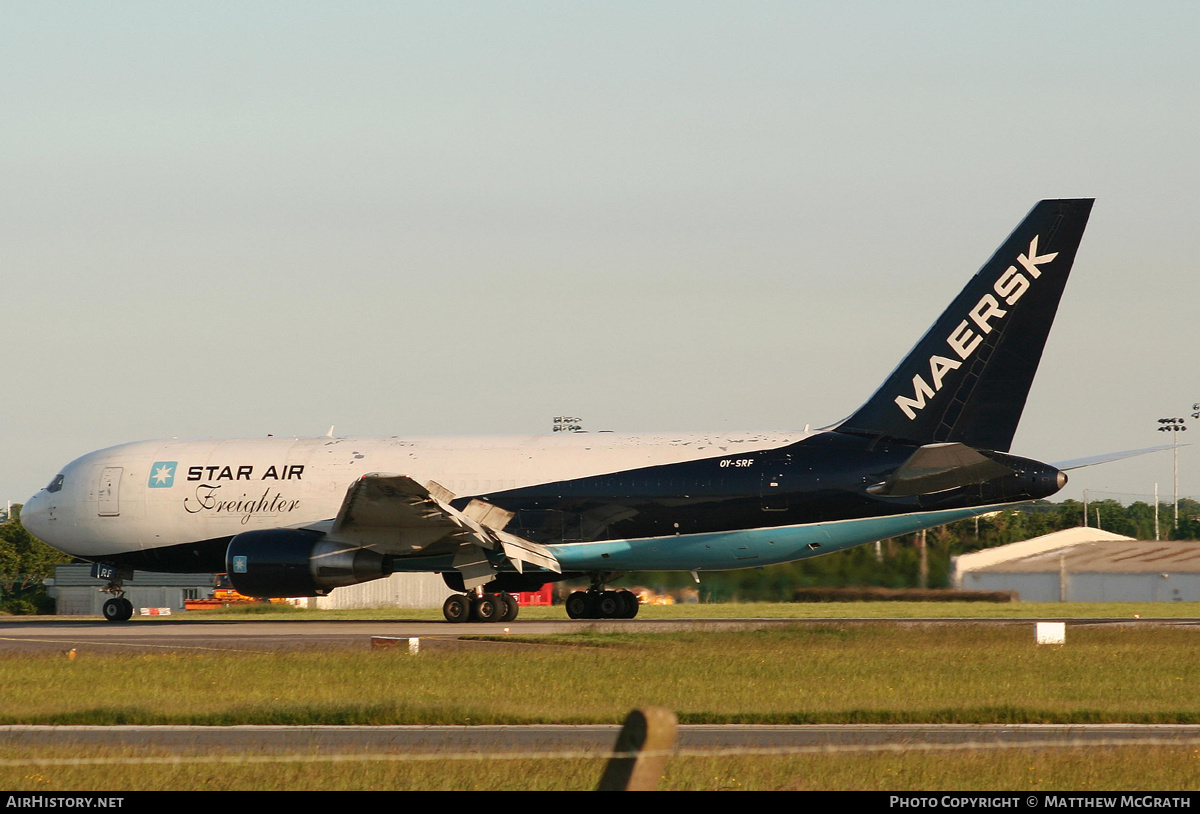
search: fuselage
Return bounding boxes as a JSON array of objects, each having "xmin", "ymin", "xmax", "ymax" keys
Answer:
[{"xmin": 21, "ymin": 429, "xmax": 1064, "ymax": 576}]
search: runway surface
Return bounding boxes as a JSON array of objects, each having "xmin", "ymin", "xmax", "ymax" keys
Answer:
[
  {"xmin": 3, "ymin": 614, "xmax": 1199, "ymax": 656},
  {"xmin": 4, "ymin": 723, "xmax": 1200, "ymax": 753}
]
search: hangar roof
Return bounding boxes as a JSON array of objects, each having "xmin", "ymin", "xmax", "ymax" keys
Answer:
[{"xmin": 953, "ymin": 527, "xmax": 1200, "ymax": 578}]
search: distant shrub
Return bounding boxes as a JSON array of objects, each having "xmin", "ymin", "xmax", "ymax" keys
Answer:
[{"xmin": 0, "ymin": 598, "xmax": 41, "ymax": 616}]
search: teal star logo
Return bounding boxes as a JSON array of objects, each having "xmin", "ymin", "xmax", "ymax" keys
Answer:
[{"xmin": 148, "ymin": 462, "xmax": 177, "ymax": 488}]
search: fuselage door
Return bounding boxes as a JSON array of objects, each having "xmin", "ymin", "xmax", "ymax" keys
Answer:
[{"xmin": 98, "ymin": 467, "xmax": 122, "ymax": 517}]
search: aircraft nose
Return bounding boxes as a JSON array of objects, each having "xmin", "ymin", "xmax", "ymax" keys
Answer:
[{"xmin": 21, "ymin": 491, "xmax": 48, "ymax": 538}]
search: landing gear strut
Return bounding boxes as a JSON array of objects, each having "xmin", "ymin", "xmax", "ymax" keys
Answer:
[{"xmin": 442, "ymin": 589, "xmax": 520, "ymax": 623}]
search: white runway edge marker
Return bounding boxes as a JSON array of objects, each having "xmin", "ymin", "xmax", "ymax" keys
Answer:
[{"xmin": 1036, "ymin": 621, "xmax": 1066, "ymax": 645}]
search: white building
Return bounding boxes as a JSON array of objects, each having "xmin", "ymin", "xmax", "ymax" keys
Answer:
[
  {"xmin": 952, "ymin": 527, "xmax": 1200, "ymax": 602},
  {"xmin": 47, "ymin": 565, "xmax": 213, "ymax": 615},
  {"xmin": 48, "ymin": 564, "xmax": 453, "ymax": 614},
  {"xmin": 305, "ymin": 572, "xmax": 452, "ymax": 609}
]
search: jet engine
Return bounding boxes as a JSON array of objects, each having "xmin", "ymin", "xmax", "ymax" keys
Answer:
[{"xmin": 225, "ymin": 529, "xmax": 391, "ymax": 597}]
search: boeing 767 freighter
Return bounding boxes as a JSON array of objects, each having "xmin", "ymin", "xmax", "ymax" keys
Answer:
[{"xmin": 25, "ymin": 199, "xmax": 1121, "ymax": 623}]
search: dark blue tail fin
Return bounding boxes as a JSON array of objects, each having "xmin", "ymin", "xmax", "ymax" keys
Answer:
[{"xmin": 836, "ymin": 198, "xmax": 1094, "ymax": 452}]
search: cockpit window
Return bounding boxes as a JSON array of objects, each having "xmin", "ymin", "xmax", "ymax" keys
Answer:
[{"xmin": 46, "ymin": 474, "xmax": 65, "ymax": 493}]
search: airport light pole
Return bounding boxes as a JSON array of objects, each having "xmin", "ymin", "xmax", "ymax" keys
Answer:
[
  {"xmin": 553, "ymin": 416, "xmax": 583, "ymax": 433},
  {"xmin": 1155, "ymin": 483, "xmax": 1160, "ymax": 541},
  {"xmin": 1157, "ymin": 417, "xmax": 1187, "ymax": 530}
]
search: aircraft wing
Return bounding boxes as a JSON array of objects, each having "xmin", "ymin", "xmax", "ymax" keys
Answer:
[
  {"xmin": 319, "ymin": 473, "xmax": 561, "ymax": 589},
  {"xmin": 1051, "ymin": 444, "xmax": 1180, "ymax": 471}
]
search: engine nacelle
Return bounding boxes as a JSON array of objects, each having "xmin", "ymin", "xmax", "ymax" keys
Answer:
[{"xmin": 225, "ymin": 529, "xmax": 391, "ymax": 597}]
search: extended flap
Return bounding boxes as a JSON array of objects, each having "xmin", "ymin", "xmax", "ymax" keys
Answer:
[{"xmin": 326, "ymin": 473, "xmax": 560, "ymax": 576}]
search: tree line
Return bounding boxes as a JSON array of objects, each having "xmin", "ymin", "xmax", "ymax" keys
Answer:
[
  {"xmin": 0, "ymin": 505, "xmax": 71, "ymax": 614},
  {"xmin": 632, "ymin": 498, "xmax": 1200, "ymax": 602}
]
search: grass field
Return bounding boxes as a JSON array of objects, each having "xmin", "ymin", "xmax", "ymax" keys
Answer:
[
  {"xmin": 3, "ymin": 603, "xmax": 1199, "ymax": 790},
  {"xmin": 178, "ymin": 599, "xmax": 1200, "ymax": 621},
  {"xmin": 5, "ymin": 747, "xmax": 1200, "ymax": 791},
  {"xmin": 4, "ymin": 623, "xmax": 1200, "ymax": 725}
]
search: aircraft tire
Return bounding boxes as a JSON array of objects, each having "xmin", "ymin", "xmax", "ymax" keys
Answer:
[
  {"xmin": 472, "ymin": 595, "xmax": 500, "ymax": 623},
  {"xmin": 496, "ymin": 592, "xmax": 519, "ymax": 623},
  {"xmin": 617, "ymin": 590, "xmax": 639, "ymax": 619},
  {"xmin": 102, "ymin": 597, "xmax": 133, "ymax": 623},
  {"xmin": 565, "ymin": 591, "xmax": 593, "ymax": 619},
  {"xmin": 597, "ymin": 591, "xmax": 622, "ymax": 618},
  {"xmin": 442, "ymin": 594, "xmax": 470, "ymax": 623}
]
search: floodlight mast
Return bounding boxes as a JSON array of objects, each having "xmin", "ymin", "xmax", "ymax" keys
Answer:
[
  {"xmin": 552, "ymin": 416, "xmax": 584, "ymax": 433},
  {"xmin": 1157, "ymin": 416, "xmax": 1188, "ymax": 529}
]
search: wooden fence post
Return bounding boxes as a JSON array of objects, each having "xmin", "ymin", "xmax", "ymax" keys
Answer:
[{"xmin": 596, "ymin": 707, "xmax": 678, "ymax": 791}]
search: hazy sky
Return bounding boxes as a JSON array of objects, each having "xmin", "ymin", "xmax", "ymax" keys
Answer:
[{"xmin": 3, "ymin": 2, "xmax": 1199, "ymax": 508}]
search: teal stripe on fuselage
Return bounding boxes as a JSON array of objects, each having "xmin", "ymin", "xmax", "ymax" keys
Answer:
[{"xmin": 549, "ymin": 504, "xmax": 1003, "ymax": 572}]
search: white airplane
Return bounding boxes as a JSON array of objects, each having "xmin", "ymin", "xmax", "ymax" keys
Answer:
[{"xmin": 25, "ymin": 199, "xmax": 1113, "ymax": 623}]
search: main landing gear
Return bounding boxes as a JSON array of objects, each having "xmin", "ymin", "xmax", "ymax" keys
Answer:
[
  {"xmin": 563, "ymin": 573, "xmax": 639, "ymax": 619},
  {"xmin": 442, "ymin": 590, "xmax": 521, "ymax": 624},
  {"xmin": 564, "ymin": 588, "xmax": 639, "ymax": 619}
]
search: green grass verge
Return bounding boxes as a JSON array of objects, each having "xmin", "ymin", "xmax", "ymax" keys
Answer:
[
  {"xmin": 4, "ymin": 619, "xmax": 1200, "ymax": 790},
  {"xmin": 3, "ymin": 624, "xmax": 1199, "ymax": 726},
  {"xmin": 173, "ymin": 599, "xmax": 1200, "ymax": 622}
]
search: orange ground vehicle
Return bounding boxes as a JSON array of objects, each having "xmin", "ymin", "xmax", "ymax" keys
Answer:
[{"xmin": 184, "ymin": 574, "xmax": 273, "ymax": 609}]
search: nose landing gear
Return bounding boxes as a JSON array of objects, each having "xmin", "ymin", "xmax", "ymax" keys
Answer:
[
  {"xmin": 94, "ymin": 564, "xmax": 135, "ymax": 623},
  {"xmin": 102, "ymin": 596, "xmax": 134, "ymax": 622}
]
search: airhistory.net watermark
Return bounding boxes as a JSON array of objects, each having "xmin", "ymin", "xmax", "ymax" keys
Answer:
[{"xmin": 5, "ymin": 798, "xmax": 123, "ymax": 808}]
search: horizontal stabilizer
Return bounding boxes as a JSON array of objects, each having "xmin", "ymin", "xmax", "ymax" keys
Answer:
[
  {"xmin": 867, "ymin": 442, "xmax": 1016, "ymax": 497},
  {"xmin": 1052, "ymin": 444, "xmax": 1180, "ymax": 471}
]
